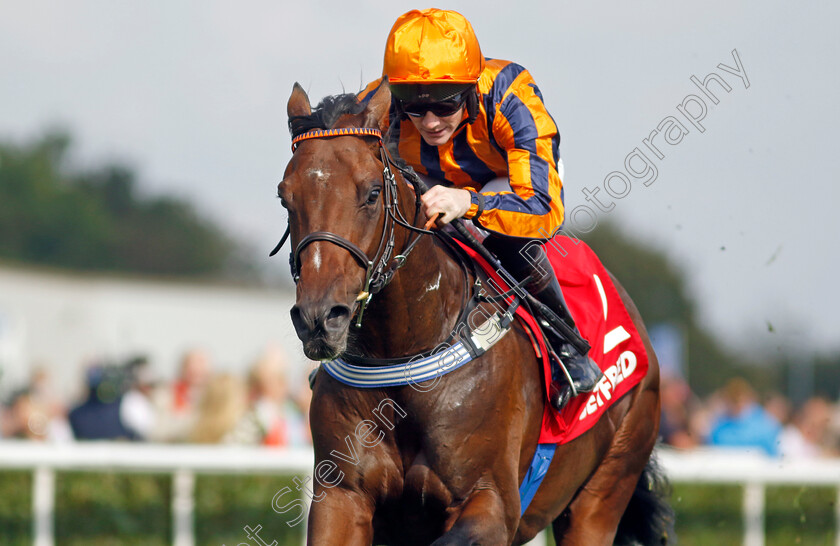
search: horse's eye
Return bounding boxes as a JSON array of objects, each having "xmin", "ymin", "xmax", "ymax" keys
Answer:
[{"xmin": 366, "ymin": 187, "xmax": 381, "ymax": 206}]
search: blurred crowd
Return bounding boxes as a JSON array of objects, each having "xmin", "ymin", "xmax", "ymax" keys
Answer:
[
  {"xmin": 0, "ymin": 346, "xmax": 312, "ymax": 447},
  {"xmin": 660, "ymin": 374, "xmax": 840, "ymax": 458},
  {"xmin": 3, "ymin": 354, "xmax": 839, "ymax": 459}
]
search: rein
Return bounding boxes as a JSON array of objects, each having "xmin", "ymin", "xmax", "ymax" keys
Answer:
[{"xmin": 271, "ymin": 127, "xmax": 432, "ymax": 326}]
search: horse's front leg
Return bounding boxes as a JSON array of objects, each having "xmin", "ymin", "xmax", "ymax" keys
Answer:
[
  {"xmin": 307, "ymin": 485, "xmax": 375, "ymax": 545},
  {"xmin": 431, "ymin": 485, "xmax": 518, "ymax": 546}
]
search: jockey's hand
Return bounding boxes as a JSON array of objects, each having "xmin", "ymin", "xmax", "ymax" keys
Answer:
[{"xmin": 420, "ymin": 186, "xmax": 472, "ymax": 227}]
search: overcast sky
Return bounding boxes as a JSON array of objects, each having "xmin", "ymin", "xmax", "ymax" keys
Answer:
[{"xmin": 1, "ymin": 1, "xmax": 838, "ymax": 356}]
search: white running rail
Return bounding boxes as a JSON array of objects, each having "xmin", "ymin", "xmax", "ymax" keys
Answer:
[
  {"xmin": 0, "ymin": 441, "xmax": 314, "ymax": 546},
  {"xmin": 658, "ymin": 448, "xmax": 840, "ymax": 546},
  {"xmin": 1, "ymin": 442, "xmax": 838, "ymax": 546}
]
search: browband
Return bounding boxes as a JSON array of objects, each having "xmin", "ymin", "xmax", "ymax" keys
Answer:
[{"xmin": 291, "ymin": 128, "xmax": 382, "ymax": 152}]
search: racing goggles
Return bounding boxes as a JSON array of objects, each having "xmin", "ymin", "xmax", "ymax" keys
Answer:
[{"xmin": 401, "ymin": 93, "xmax": 467, "ymax": 118}]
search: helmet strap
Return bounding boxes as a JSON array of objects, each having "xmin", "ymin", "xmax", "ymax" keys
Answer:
[{"xmin": 465, "ymin": 85, "xmax": 479, "ymax": 125}]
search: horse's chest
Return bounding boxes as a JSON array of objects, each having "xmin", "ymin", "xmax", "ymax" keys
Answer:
[{"xmin": 398, "ymin": 449, "xmax": 477, "ymax": 511}]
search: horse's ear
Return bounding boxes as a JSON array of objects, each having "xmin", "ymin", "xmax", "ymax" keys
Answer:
[
  {"xmin": 363, "ymin": 80, "xmax": 391, "ymax": 133},
  {"xmin": 287, "ymin": 82, "xmax": 311, "ymax": 118}
]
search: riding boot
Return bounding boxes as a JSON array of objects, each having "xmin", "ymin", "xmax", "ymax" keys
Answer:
[
  {"xmin": 483, "ymin": 234, "xmax": 603, "ymax": 411},
  {"xmin": 529, "ymin": 273, "xmax": 603, "ymax": 410}
]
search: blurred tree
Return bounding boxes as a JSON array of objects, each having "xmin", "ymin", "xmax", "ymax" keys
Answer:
[
  {"xmin": 0, "ymin": 130, "xmax": 246, "ymax": 278},
  {"xmin": 772, "ymin": 352, "xmax": 840, "ymax": 404},
  {"xmin": 580, "ymin": 222, "xmax": 761, "ymax": 396}
]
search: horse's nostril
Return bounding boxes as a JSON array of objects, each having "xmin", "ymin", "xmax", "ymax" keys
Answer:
[
  {"xmin": 324, "ymin": 305, "xmax": 351, "ymax": 333},
  {"xmin": 290, "ymin": 305, "xmax": 312, "ymax": 337},
  {"xmin": 291, "ymin": 303, "xmax": 350, "ymax": 339}
]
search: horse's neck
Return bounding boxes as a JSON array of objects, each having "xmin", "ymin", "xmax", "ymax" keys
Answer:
[{"xmin": 352, "ymin": 229, "xmax": 466, "ymax": 359}]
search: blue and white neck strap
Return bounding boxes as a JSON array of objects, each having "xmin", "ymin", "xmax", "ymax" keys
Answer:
[{"xmin": 321, "ymin": 310, "xmax": 514, "ymax": 389}]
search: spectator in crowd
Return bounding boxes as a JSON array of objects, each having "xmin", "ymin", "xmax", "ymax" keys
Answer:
[
  {"xmin": 119, "ymin": 355, "xmax": 158, "ymax": 440},
  {"xmin": 659, "ymin": 375, "xmax": 701, "ymax": 448},
  {"xmin": 241, "ymin": 345, "xmax": 310, "ymax": 447},
  {"xmin": 68, "ymin": 364, "xmax": 137, "ymax": 441},
  {"xmin": 189, "ymin": 373, "xmax": 250, "ymax": 444},
  {"xmin": 172, "ymin": 348, "xmax": 211, "ymax": 413},
  {"xmin": 763, "ymin": 392, "xmax": 793, "ymax": 429},
  {"xmin": 1, "ymin": 367, "xmax": 73, "ymax": 442},
  {"xmin": 708, "ymin": 377, "xmax": 782, "ymax": 456},
  {"xmin": 2, "ymin": 389, "xmax": 43, "ymax": 440},
  {"xmin": 828, "ymin": 399, "xmax": 840, "ymax": 454},
  {"xmin": 148, "ymin": 348, "xmax": 212, "ymax": 442},
  {"xmin": 778, "ymin": 397, "xmax": 835, "ymax": 458},
  {"xmin": 29, "ymin": 366, "xmax": 67, "ymax": 421}
]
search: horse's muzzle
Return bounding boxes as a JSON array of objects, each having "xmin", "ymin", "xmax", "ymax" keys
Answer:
[{"xmin": 290, "ymin": 301, "xmax": 352, "ymax": 360}]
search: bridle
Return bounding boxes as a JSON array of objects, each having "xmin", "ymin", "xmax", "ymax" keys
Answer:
[
  {"xmin": 270, "ymin": 127, "xmax": 435, "ymax": 326},
  {"xmin": 271, "ymin": 127, "xmax": 539, "ymax": 368}
]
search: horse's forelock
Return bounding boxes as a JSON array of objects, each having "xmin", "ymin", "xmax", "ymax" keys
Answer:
[{"xmin": 288, "ymin": 93, "xmax": 367, "ymax": 137}]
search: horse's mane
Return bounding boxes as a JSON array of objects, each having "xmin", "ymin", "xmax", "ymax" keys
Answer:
[
  {"xmin": 288, "ymin": 90, "xmax": 404, "ymax": 163},
  {"xmin": 288, "ymin": 93, "xmax": 367, "ymax": 137}
]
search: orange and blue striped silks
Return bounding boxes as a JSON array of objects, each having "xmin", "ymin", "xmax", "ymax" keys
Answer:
[{"xmin": 360, "ymin": 59, "xmax": 565, "ymax": 239}]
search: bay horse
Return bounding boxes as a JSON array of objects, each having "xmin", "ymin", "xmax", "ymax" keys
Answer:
[{"xmin": 277, "ymin": 82, "xmax": 672, "ymax": 545}]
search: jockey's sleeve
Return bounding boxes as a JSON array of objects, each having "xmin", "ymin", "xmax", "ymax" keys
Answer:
[
  {"xmin": 358, "ymin": 78, "xmax": 383, "ymax": 102},
  {"xmin": 358, "ymin": 78, "xmax": 400, "ymax": 135},
  {"xmin": 464, "ymin": 67, "xmax": 565, "ymax": 238}
]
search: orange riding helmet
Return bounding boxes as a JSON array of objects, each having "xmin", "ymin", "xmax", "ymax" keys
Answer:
[
  {"xmin": 384, "ymin": 8, "xmax": 484, "ymax": 85},
  {"xmin": 383, "ymin": 9, "xmax": 484, "ymax": 121}
]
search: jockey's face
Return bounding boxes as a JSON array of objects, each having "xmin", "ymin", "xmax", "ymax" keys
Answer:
[{"xmin": 408, "ymin": 106, "xmax": 465, "ymax": 146}]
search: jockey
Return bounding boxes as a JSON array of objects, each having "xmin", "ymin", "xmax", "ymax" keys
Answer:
[{"xmin": 359, "ymin": 8, "xmax": 602, "ymax": 410}]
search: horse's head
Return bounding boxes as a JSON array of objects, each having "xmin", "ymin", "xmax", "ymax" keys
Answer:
[{"xmin": 279, "ymin": 83, "xmax": 394, "ymax": 360}]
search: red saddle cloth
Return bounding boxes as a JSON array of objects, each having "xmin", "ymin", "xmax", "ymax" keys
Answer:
[{"xmin": 456, "ymin": 235, "xmax": 650, "ymax": 445}]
